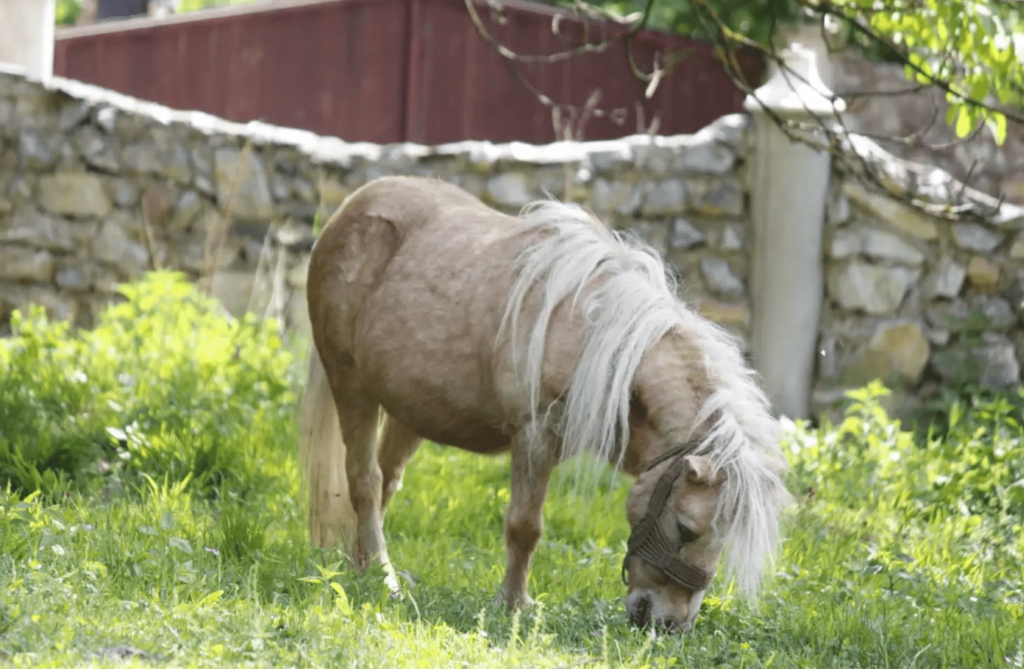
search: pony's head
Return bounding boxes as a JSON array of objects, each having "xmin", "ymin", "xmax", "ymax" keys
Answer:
[
  {"xmin": 620, "ymin": 396, "xmax": 790, "ymax": 634},
  {"xmin": 621, "ymin": 448, "xmax": 726, "ymax": 632},
  {"xmin": 609, "ymin": 319, "xmax": 790, "ymax": 634}
]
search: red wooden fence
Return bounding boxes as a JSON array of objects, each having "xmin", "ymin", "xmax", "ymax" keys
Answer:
[{"xmin": 54, "ymin": 0, "xmax": 762, "ymax": 145}]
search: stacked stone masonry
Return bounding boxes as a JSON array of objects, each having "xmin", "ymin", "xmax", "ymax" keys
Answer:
[
  {"xmin": 818, "ymin": 177, "xmax": 1024, "ymax": 416},
  {"xmin": 0, "ymin": 67, "xmax": 753, "ymax": 338},
  {"xmin": 1, "ymin": 66, "xmax": 1022, "ymax": 419}
]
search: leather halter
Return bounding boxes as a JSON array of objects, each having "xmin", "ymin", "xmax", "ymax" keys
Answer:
[{"xmin": 621, "ymin": 443, "xmax": 713, "ymax": 592}]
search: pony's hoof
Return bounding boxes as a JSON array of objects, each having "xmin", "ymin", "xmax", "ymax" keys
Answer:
[
  {"xmin": 384, "ymin": 567, "xmax": 404, "ymax": 600},
  {"xmin": 351, "ymin": 554, "xmax": 369, "ymax": 572},
  {"xmin": 499, "ymin": 590, "xmax": 533, "ymax": 611}
]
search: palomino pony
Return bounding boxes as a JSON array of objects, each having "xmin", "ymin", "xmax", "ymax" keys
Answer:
[{"xmin": 299, "ymin": 175, "xmax": 789, "ymax": 632}]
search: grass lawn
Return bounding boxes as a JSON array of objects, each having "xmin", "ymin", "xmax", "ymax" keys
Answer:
[{"xmin": 1, "ymin": 273, "xmax": 1022, "ymax": 668}]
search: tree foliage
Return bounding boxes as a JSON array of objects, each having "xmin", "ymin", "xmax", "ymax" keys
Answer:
[
  {"xmin": 800, "ymin": 0, "xmax": 1023, "ymax": 145},
  {"xmin": 55, "ymin": 0, "xmax": 82, "ymax": 26},
  {"xmin": 594, "ymin": 0, "xmax": 802, "ymax": 45},
  {"xmin": 542, "ymin": 0, "xmax": 1022, "ymax": 145}
]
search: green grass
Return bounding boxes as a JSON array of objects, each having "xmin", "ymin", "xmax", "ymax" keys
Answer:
[{"xmin": 1, "ymin": 273, "xmax": 1022, "ymax": 667}]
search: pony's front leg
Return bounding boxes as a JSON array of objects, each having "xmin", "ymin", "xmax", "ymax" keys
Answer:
[{"xmin": 501, "ymin": 438, "xmax": 555, "ymax": 610}]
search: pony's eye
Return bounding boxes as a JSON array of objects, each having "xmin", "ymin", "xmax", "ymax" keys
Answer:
[{"xmin": 677, "ymin": 521, "xmax": 698, "ymax": 544}]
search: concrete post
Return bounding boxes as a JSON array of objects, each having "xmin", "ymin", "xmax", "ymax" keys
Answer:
[
  {"xmin": 0, "ymin": 0, "xmax": 57, "ymax": 83},
  {"xmin": 743, "ymin": 43, "xmax": 845, "ymax": 419},
  {"xmin": 768, "ymin": 22, "xmax": 835, "ymax": 89}
]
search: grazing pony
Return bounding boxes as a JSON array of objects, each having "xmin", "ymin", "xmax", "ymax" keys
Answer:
[{"xmin": 299, "ymin": 176, "xmax": 789, "ymax": 632}]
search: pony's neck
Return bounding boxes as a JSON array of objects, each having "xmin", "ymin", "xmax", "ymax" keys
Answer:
[{"xmin": 621, "ymin": 333, "xmax": 710, "ymax": 476}]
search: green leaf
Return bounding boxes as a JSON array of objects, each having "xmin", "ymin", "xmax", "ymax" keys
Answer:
[
  {"xmin": 946, "ymin": 105, "xmax": 960, "ymax": 126},
  {"xmin": 987, "ymin": 112, "xmax": 1008, "ymax": 145},
  {"xmin": 872, "ymin": 13, "xmax": 894, "ymax": 33},
  {"xmin": 330, "ymin": 582, "xmax": 353, "ymax": 616},
  {"xmin": 954, "ymin": 106, "xmax": 975, "ymax": 138},
  {"xmin": 196, "ymin": 590, "xmax": 224, "ymax": 608},
  {"xmin": 168, "ymin": 537, "xmax": 193, "ymax": 554},
  {"xmin": 970, "ymin": 78, "xmax": 990, "ymax": 103},
  {"xmin": 989, "ymin": 40, "xmax": 1014, "ymax": 66}
]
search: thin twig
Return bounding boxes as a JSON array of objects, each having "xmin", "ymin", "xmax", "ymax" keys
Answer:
[
  {"xmin": 463, "ymin": 0, "xmax": 675, "ymax": 118},
  {"xmin": 691, "ymin": 0, "xmax": 1013, "ymax": 220},
  {"xmin": 264, "ymin": 242, "xmax": 289, "ymax": 336},
  {"xmin": 201, "ymin": 137, "xmax": 254, "ymax": 295},
  {"xmin": 140, "ymin": 191, "xmax": 164, "ymax": 272},
  {"xmin": 245, "ymin": 221, "xmax": 278, "ymax": 317},
  {"xmin": 463, "ymin": 0, "xmax": 1019, "ymax": 222}
]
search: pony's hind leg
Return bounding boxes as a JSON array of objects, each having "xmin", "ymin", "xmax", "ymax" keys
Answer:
[
  {"xmin": 501, "ymin": 434, "xmax": 555, "ymax": 610},
  {"xmin": 327, "ymin": 376, "xmax": 401, "ymax": 593},
  {"xmin": 377, "ymin": 415, "xmax": 422, "ymax": 518}
]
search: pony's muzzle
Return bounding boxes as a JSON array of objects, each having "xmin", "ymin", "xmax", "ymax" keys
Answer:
[
  {"xmin": 651, "ymin": 617, "xmax": 688, "ymax": 635},
  {"xmin": 628, "ymin": 596, "xmax": 694, "ymax": 635}
]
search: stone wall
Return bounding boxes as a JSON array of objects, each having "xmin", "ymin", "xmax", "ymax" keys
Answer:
[
  {"xmin": 2, "ymin": 64, "xmax": 1022, "ymax": 419},
  {"xmin": 0, "ymin": 65, "xmax": 753, "ymax": 343},
  {"xmin": 814, "ymin": 138, "xmax": 1024, "ymax": 416}
]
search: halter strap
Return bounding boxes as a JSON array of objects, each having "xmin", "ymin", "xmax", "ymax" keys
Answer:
[
  {"xmin": 640, "ymin": 442, "xmax": 698, "ymax": 473},
  {"xmin": 621, "ymin": 442, "xmax": 713, "ymax": 592}
]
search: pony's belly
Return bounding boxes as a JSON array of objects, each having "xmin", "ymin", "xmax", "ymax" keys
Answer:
[
  {"xmin": 355, "ymin": 320, "xmax": 513, "ymax": 452},
  {"xmin": 375, "ymin": 389, "xmax": 511, "ymax": 453}
]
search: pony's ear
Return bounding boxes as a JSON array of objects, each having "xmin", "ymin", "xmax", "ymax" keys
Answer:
[{"xmin": 683, "ymin": 455, "xmax": 719, "ymax": 486}]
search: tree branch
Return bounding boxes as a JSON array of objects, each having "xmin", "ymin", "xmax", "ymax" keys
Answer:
[
  {"xmin": 811, "ymin": 0, "xmax": 1024, "ymax": 125},
  {"xmin": 462, "ymin": 0, "xmax": 1021, "ymax": 222}
]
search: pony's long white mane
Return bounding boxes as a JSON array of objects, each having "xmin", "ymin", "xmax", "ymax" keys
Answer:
[{"xmin": 498, "ymin": 200, "xmax": 788, "ymax": 597}]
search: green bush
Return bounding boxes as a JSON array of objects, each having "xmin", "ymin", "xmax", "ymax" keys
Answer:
[
  {"xmin": 0, "ymin": 271, "xmax": 295, "ymax": 497},
  {"xmin": 786, "ymin": 381, "xmax": 1024, "ymax": 520},
  {"xmin": 0, "ymin": 310, "xmax": 103, "ymax": 494}
]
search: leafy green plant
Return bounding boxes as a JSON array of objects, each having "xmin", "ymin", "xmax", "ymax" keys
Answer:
[
  {"xmin": 786, "ymin": 380, "xmax": 1024, "ymax": 520},
  {"xmin": 0, "ymin": 271, "xmax": 294, "ymax": 497},
  {"xmin": 0, "ymin": 309, "xmax": 106, "ymax": 495}
]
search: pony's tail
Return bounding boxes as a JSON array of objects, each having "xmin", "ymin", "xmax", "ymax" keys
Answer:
[{"xmin": 299, "ymin": 346, "xmax": 357, "ymax": 550}]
